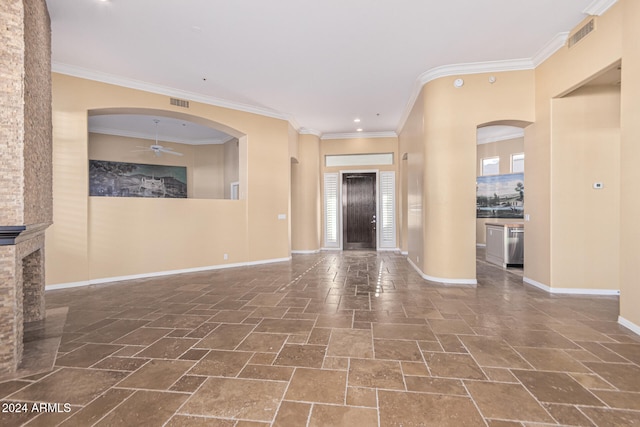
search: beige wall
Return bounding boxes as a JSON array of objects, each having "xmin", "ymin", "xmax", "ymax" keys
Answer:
[
  {"xmin": 291, "ymin": 134, "xmax": 321, "ymax": 251},
  {"xmin": 397, "ymin": 0, "xmax": 639, "ymax": 329},
  {"xmin": 48, "ymin": 73, "xmax": 290, "ymax": 285},
  {"xmin": 619, "ymin": 0, "xmax": 640, "ymax": 327},
  {"xmin": 527, "ymin": 3, "xmax": 623, "ymax": 289},
  {"xmin": 319, "ymin": 137, "xmax": 399, "ymax": 249},
  {"xmin": 401, "ymin": 71, "xmax": 535, "ymax": 282},
  {"xmin": 399, "ymin": 90, "xmax": 425, "ymax": 265},
  {"xmin": 476, "ymin": 137, "xmax": 525, "ymax": 245},
  {"xmin": 550, "ymin": 85, "xmax": 620, "ymax": 291},
  {"xmin": 223, "ymin": 138, "xmax": 240, "ymax": 199},
  {"xmin": 192, "ymin": 143, "xmax": 225, "ymax": 199},
  {"xmin": 399, "ymin": 153, "xmax": 409, "ymax": 253}
]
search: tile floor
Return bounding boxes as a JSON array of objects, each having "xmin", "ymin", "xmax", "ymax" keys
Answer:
[{"xmin": 1, "ymin": 251, "xmax": 639, "ymax": 426}]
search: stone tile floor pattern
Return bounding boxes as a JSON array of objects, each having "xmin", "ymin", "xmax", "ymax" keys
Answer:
[{"xmin": 1, "ymin": 251, "xmax": 639, "ymax": 426}]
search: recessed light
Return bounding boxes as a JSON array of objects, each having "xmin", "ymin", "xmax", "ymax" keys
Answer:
[
  {"xmin": 356, "ymin": 128, "xmax": 363, "ymax": 132},
  {"xmin": 354, "ymin": 118, "xmax": 361, "ymax": 123}
]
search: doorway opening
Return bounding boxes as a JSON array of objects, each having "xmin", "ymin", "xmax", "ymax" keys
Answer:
[{"xmin": 342, "ymin": 173, "xmax": 377, "ymax": 250}]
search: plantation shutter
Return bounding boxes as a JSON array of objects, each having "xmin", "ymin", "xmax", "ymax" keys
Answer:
[
  {"xmin": 324, "ymin": 173, "xmax": 340, "ymax": 248},
  {"xmin": 379, "ymin": 171, "xmax": 396, "ymax": 249}
]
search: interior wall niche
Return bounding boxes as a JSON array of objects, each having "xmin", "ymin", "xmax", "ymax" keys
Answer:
[{"xmin": 88, "ymin": 111, "xmax": 242, "ymax": 200}]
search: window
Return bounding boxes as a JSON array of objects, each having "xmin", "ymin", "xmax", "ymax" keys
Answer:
[
  {"xmin": 511, "ymin": 153, "xmax": 524, "ymax": 173},
  {"xmin": 325, "ymin": 153, "xmax": 393, "ymax": 167},
  {"xmin": 481, "ymin": 157, "xmax": 500, "ymax": 176}
]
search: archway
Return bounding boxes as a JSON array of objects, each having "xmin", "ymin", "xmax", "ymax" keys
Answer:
[
  {"xmin": 476, "ymin": 120, "xmax": 532, "ymax": 270},
  {"xmin": 88, "ymin": 108, "xmax": 246, "ymax": 200}
]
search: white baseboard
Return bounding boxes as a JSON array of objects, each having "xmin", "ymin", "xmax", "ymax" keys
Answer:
[
  {"xmin": 476, "ymin": 243, "xmax": 486, "ymax": 248},
  {"xmin": 618, "ymin": 316, "xmax": 640, "ymax": 336},
  {"xmin": 523, "ymin": 277, "xmax": 550, "ymax": 292},
  {"xmin": 523, "ymin": 277, "xmax": 620, "ymax": 296},
  {"xmin": 46, "ymin": 280, "xmax": 91, "ymax": 291},
  {"xmin": 377, "ymin": 247, "xmax": 401, "ymax": 252},
  {"xmin": 320, "ymin": 247, "xmax": 342, "ymax": 251},
  {"xmin": 46, "ymin": 256, "xmax": 292, "ymax": 291},
  {"xmin": 407, "ymin": 257, "xmax": 477, "ymax": 286},
  {"xmin": 400, "ymin": 251, "xmax": 408, "ymax": 256},
  {"xmin": 291, "ymin": 249, "xmax": 320, "ymax": 254}
]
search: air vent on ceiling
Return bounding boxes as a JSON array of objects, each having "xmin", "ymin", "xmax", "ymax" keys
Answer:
[
  {"xmin": 568, "ymin": 18, "xmax": 595, "ymax": 48},
  {"xmin": 170, "ymin": 97, "xmax": 190, "ymax": 108}
]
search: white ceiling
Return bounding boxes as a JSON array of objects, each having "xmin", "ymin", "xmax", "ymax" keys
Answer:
[
  {"xmin": 47, "ymin": 0, "xmax": 615, "ymax": 137},
  {"xmin": 476, "ymin": 126, "xmax": 525, "ymax": 145},
  {"xmin": 88, "ymin": 114, "xmax": 234, "ymax": 145}
]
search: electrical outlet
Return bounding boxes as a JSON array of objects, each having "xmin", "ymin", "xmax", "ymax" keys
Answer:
[
  {"xmin": 223, "ymin": 253, "xmax": 228, "ymax": 260},
  {"xmin": 593, "ymin": 182, "xmax": 604, "ymax": 189}
]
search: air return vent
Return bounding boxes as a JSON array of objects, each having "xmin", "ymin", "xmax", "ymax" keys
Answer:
[
  {"xmin": 170, "ymin": 97, "xmax": 190, "ymax": 108},
  {"xmin": 568, "ymin": 18, "xmax": 595, "ymax": 48}
]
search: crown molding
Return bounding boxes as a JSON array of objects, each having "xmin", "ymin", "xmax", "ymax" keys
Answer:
[
  {"xmin": 531, "ymin": 32, "xmax": 569, "ymax": 67},
  {"xmin": 53, "ymin": 62, "xmax": 290, "ymax": 122},
  {"xmin": 299, "ymin": 128, "xmax": 323, "ymax": 138},
  {"xmin": 396, "ymin": 58, "xmax": 535, "ymax": 134},
  {"xmin": 416, "ymin": 58, "xmax": 535, "ymax": 88},
  {"xmin": 583, "ymin": 0, "xmax": 618, "ymax": 16},
  {"xmin": 54, "ymin": 62, "xmax": 336, "ymax": 139},
  {"xmin": 396, "ymin": 30, "xmax": 573, "ymax": 135},
  {"xmin": 321, "ymin": 131, "xmax": 397, "ymax": 140}
]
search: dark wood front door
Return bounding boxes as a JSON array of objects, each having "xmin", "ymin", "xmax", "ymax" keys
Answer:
[{"xmin": 342, "ymin": 173, "xmax": 376, "ymax": 250}]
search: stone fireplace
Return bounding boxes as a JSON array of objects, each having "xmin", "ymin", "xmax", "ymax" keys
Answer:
[{"xmin": 0, "ymin": 0, "xmax": 52, "ymax": 376}]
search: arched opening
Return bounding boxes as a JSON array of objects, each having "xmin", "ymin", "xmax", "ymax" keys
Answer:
[
  {"xmin": 476, "ymin": 120, "xmax": 532, "ymax": 272},
  {"xmin": 88, "ymin": 108, "xmax": 246, "ymax": 200}
]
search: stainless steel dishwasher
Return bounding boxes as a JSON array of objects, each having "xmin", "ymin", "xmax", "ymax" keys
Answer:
[
  {"xmin": 485, "ymin": 223, "xmax": 524, "ymax": 268},
  {"xmin": 505, "ymin": 225, "xmax": 524, "ymax": 265}
]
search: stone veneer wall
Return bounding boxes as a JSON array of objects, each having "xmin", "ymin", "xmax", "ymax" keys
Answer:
[
  {"xmin": 0, "ymin": 0, "xmax": 52, "ymax": 375},
  {"xmin": 23, "ymin": 0, "xmax": 53, "ymax": 225}
]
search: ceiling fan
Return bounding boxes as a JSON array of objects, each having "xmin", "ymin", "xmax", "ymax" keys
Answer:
[{"xmin": 133, "ymin": 119, "xmax": 183, "ymax": 157}]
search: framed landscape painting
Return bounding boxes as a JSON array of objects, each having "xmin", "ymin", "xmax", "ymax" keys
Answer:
[
  {"xmin": 89, "ymin": 160, "xmax": 187, "ymax": 198},
  {"xmin": 476, "ymin": 173, "xmax": 524, "ymax": 219}
]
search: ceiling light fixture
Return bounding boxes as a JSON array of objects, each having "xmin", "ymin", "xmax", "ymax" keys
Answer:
[
  {"xmin": 354, "ymin": 118, "xmax": 361, "ymax": 123},
  {"xmin": 356, "ymin": 128, "xmax": 363, "ymax": 132}
]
